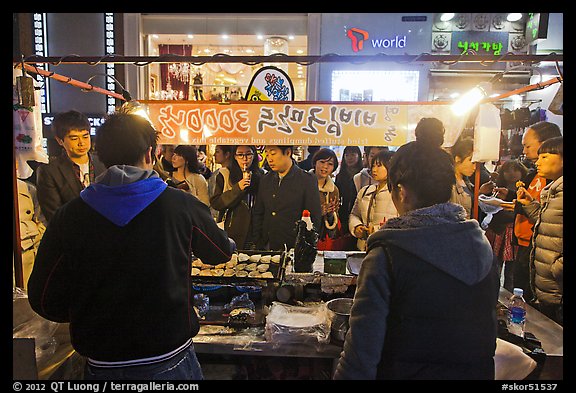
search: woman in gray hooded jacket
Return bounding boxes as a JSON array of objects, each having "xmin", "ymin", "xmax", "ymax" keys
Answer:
[
  {"xmin": 516, "ymin": 136, "xmax": 563, "ymax": 325},
  {"xmin": 334, "ymin": 141, "xmax": 499, "ymax": 380}
]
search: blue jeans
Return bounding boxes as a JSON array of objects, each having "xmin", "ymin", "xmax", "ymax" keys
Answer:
[{"xmin": 84, "ymin": 344, "xmax": 204, "ymax": 380}]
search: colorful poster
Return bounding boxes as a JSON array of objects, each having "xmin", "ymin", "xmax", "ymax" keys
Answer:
[
  {"xmin": 144, "ymin": 101, "xmax": 462, "ymax": 147},
  {"xmin": 244, "ymin": 66, "xmax": 294, "ymax": 101}
]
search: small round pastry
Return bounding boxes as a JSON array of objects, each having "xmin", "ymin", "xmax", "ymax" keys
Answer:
[
  {"xmin": 261, "ymin": 271, "xmax": 274, "ymax": 278},
  {"xmin": 191, "ymin": 268, "xmax": 201, "ymax": 276},
  {"xmin": 223, "ymin": 269, "xmax": 235, "ymax": 277},
  {"xmin": 235, "ymin": 270, "xmax": 248, "ymax": 277},
  {"xmin": 238, "ymin": 253, "xmax": 250, "ymax": 262},
  {"xmin": 245, "ymin": 263, "xmax": 257, "ymax": 271},
  {"xmin": 248, "ymin": 270, "xmax": 261, "ymax": 278},
  {"xmin": 257, "ymin": 263, "xmax": 269, "ymax": 273},
  {"xmin": 212, "ymin": 268, "xmax": 224, "ymax": 276}
]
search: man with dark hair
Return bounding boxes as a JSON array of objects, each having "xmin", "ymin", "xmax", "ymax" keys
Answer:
[
  {"xmin": 28, "ymin": 113, "xmax": 234, "ymax": 380},
  {"xmin": 252, "ymin": 145, "xmax": 322, "ymax": 251},
  {"xmin": 334, "ymin": 141, "xmax": 498, "ymax": 380},
  {"xmin": 36, "ymin": 110, "xmax": 106, "ymax": 221},
  {"xmin": 414, "ymin": 117, "xmax": 445, "ymax": 148}
]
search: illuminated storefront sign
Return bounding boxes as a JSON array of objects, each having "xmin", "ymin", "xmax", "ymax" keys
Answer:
[
  {"xmin": 42, "ymin": 114, "xmax": 107, "ymax": 136},
  {"xmin": 346, "ymin": 27, "xmax": 407, "ymax": 52},
  {"xmin": 145, "ymin": 101, "xmax": 461, "ymax": 147},
  {"xmin": 525, "ymin": 13, "xmax": 549, "ymax": 44},
  {"xmin": 451, "ymin": 31, "xmax": 508, "ymax": 56}
]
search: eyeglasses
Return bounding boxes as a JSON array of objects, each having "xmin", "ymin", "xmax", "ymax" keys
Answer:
[{"xmin": 235, "ymin": 153, "xmax": 254, "ymax": 159}]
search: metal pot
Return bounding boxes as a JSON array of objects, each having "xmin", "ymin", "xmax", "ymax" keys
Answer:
[{"xmin": 326, "ymin": 298, "xmax": 353, "ymax": 342}]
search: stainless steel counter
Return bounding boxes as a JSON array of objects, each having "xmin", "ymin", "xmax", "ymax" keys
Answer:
[{"xmin": 498, "ymin": 288, "xmax": 563, "ymax": 357}]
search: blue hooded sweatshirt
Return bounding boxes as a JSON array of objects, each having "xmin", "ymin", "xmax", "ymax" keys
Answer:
[{"xmin": 80, "ymin": 165, "xmax": 167, "ymax": 227}]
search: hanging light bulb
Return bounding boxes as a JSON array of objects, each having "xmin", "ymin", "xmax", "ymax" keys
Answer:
[
  {"xmin": 119, "ymin": 100, "xmax": 155, "ymax": 129},
  {"xmin": 451, "ymin": 82, "xmax": 491, "ymax": 117}
]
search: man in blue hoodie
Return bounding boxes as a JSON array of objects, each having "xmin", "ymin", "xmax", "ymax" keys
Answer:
[
  {"xmin": 28, "ymin": 113, "xmax": 235, "ymax": 380},
  {"xmin": 334, "ymin": 140, "xmax": 499, "ymax": 380}
]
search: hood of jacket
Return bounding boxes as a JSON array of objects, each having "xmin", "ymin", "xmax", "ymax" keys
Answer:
[
  {"xmin": 366, "ymin": 202, "xmax": 493, "ymax": 285},
  {"xmin": 309, "ymin": 169, "xmax": 337, "ymax": 194},
  {"xmin": 359, "ymin": 167, "xmax": 372, "ymax": 180},
  {"xmin": 80, "ymin": 165, "xmax": 167, "ymax": 227}
]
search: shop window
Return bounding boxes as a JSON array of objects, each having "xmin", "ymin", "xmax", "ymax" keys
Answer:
[{"xmin": 331, "ymin": 70, "xmax": 419, "ymax": 102}]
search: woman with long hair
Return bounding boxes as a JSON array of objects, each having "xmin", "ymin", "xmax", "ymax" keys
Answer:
[
  {"xmin": 349, "ymin": 150, "xmax": 397, "ymax": 251},
  {"xmin": 210, "ymin": 145, "xmax": 264, "ymax": 249},
  {"xmin": 168, "ymin": 145, "xmax": 210, "ymax": 206},
  {"xmin": 335, "ymin": 146, "xmax": 363, "ymax": 249}
]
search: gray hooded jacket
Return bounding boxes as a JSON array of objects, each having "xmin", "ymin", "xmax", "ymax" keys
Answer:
[{"xmin": 334, "ymin": 202, "xmax": 498, "ymax": 380}]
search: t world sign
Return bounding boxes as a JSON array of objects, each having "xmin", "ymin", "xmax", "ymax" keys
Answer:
[{"xmin": 143, "ymin": 101, "xmax": 459, "ymax": 147}]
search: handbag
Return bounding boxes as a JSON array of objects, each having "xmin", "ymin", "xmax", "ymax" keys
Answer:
[{"xmin": 318, "ymin": 219, "xmax": 350, "ymax": 251}]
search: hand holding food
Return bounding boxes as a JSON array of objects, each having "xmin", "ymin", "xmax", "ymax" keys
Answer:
[
  {"xmin": 238, "ymin": 176, "xmax": 251, "ymax": 190},
  {"xmin": 516, "ymin": 186, "xmax": 533, "ymax": 206},
  {"xmin": 479, "ymin": 181, "xmax": 496, "ymax": 195},
  {"xmin": 354, "ymin": 225, "xmax": 370, "ymax": 239}
]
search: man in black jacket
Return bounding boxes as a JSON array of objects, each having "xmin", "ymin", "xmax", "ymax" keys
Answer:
[
  {"xmin": 28, "ymin": 113, "xmax": 234, "ymax": 380},
  {"xmin": 36, "ymin": 110, "xmax": 106, "ymax": 222},
  {"xmin": 252, "ymin": 145, "xmax": 322, "ymax": 251}
]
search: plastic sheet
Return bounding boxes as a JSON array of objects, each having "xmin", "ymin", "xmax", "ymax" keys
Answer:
[
  {"xmin": 494, "ymin": 338, "xmax": 537, "ymax": 380},
  {"xmin": 264, "ymin": 302, "xmax": 330, "ymax": 346},
  {"xmin": 13, "ymin": 287, "xmax": 60, "ymax": 371}
]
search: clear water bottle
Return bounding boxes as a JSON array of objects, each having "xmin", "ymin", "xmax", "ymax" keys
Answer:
[{"xmin": 507, "ymin": 287, "xmax": 527, "ymax": 337}]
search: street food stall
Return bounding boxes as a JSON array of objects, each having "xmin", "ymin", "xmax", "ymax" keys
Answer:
[{"xmin": 12, "ymin": 49, "xmax": 563, "ymax": 380}]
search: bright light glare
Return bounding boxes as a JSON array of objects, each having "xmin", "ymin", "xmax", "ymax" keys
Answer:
[
  {"xmin": 179, "ymin": 128, "xmax": 189, "ymax": 143},
  {"xmin": 507, "ymin": 13, "xmax": 522, "ymax": 22},
  {"xmin": 451, "ymin": 84, "xmax": 488, "ymax": 116},
  {"xmin": 440, "ymin": 13, "xmax": 455, "ymax": 22}
]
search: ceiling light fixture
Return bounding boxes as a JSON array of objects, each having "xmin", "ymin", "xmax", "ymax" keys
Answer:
[
  {"xmin": 506, "ymin": 13, "xmax": 523, "ymax": 22},
  {"xmin": 440, "ymin": 13, "xmax": 455, "ymax": 22}
]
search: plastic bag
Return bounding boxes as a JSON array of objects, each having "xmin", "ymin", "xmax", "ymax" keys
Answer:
[
  {"xmin": 265, "ymin": 301, "xmax": 330, "ymax": 345},
  {"xmin": 472, "ymin": 103, "xmax": 501, "ymax": 163},
  {"xmin": 13, "ymin": 68, "xmax": 49, "ymax": 179},
  {"xmin": 225, "ymin": 293, "xmax": 256, "ymax": 327},
  {"xmin": 293, "ymin": 220, "xmax": 319, "ymax": 272}
]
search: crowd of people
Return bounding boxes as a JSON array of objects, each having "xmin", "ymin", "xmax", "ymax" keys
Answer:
[{"xmin": 18, "ymin": 109, "xmax": 563, "ymax": 380}]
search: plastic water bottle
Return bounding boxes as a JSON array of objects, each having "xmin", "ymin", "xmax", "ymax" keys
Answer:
[
  {"xmin": 507, "ymin": 288, "xmax": 527, "ymax": 337},
  {"xmin": 301, "ymin": 209, "xmax": 313, "ymax": 231}
]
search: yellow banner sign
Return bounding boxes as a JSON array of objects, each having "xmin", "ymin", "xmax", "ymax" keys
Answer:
[{"xmin": 143, "ymin": 101, "xmax": 459, "ymax": 146}]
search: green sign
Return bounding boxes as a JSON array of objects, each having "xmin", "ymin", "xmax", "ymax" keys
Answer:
[{"xmin": 525, "ymin": 13, "xmax": 549, "ymax": 44}]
